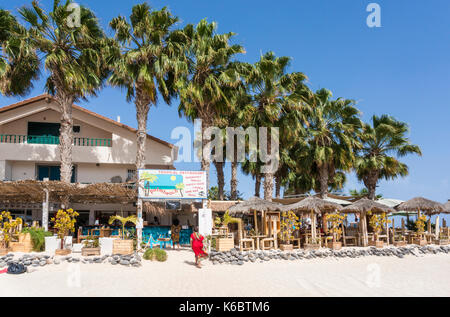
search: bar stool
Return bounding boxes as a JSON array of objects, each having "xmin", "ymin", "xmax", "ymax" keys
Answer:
[
  {"xmin": 261, "ymin": 237, "xmax": 275, "ymax": 250},
  {"xmin": 239, "ymin": 238, "xmax": 255, "ymax": 251}
]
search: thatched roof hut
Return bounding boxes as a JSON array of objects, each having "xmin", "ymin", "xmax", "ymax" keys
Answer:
[
  {"xmin": 444, "ymin": 201, "xmax": 450, "ymax": 214},
  {"xmin": 228, "ymin": 197, "xmax": 283, "ymax": 215},
  {"xmin": 395, "ymin": 197, "xmax": 445, "ymax": 215},
  {"xmin": 342, "ymin": 198, "xmax": 395, "ymax": 214},
  {"xmin": 281, "ymin": 196, "xmax": 343, "ymax": 214}
]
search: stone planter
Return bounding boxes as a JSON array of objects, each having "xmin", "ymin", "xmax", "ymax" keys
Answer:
[
  {"xmin": 55, "ymin": 249, "xmax": 72, "ymax": 256},
  {"xmin": 304, "ymin": 243, "xmax": 320, "ymax": 250},
  {"xmin": 331, "ymin": 242, "xmax": 342, "ymax": 250},
  {"xmin": 81, "ymin": 247, "xmax": 101, "ymax": 256},
  {"xmin": 280, "ymin": 244, "xmax": 294, "ymax": 251},
  {"xmin": 113, "ymin": 239, "xmax": 134, "ymax": 255},
  {"xmin": 369, "ymin": 240, "xmax": 384, "ymax": 248},
  {"xmin": 216, "ymin": 238, "xmax": 234, "ymax": 252},
  {"xmin": 436, "ymin": 239, "xmax": 449, "ymax": 246}
]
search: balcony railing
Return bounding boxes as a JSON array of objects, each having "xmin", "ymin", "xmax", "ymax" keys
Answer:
[{"xmin": 0, "ymin": 135, "xmax": 112, "ymax": 147}]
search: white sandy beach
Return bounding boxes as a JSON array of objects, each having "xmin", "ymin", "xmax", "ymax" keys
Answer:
[{"xmin": 2, "ymin": 248, "xmax": 450, "ymax": 297}]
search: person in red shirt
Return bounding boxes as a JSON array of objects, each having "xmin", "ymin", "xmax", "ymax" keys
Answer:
[{"xmin": 190, "ymin": 227, "xmax": 208, "ymax": 268}]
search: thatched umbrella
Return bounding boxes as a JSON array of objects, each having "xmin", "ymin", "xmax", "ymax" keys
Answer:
[
  {"xmin": 281, "ymin": 196, "xmax": 343, "ymax": 243},
  {"xmin": 342, "ymin": 198, "xmax": 395, "ymax": 247},
  {"xmin": 228, "ymin": 197, "xmax": 283, "ymax": 235},
  {"xmin": 444, "ymin": 201, "xmax": 450, "ymax": 214},
  {"xmin": 396, "ymin": 197, "xmax": 445, "ymax": 216}
]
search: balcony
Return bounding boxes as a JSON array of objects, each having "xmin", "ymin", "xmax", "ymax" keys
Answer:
[{"xmin": 0, "ymin": 135, "xmax": 112, "ymax": 147}]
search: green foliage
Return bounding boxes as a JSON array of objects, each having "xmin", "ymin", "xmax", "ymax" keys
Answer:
[
  {"xmin": 109, "ymin": 215, "xmax": 137, "ymax": 240},
  {"xmin": 21, "ymin": 227, "xmax": 52, "ymax": 252},
  {"xmin": 208, "ymin": 186, "xmax": 244, "ymax": 200},
  {"xmin": 83, "ymin": 237, "xmax": 100, "ymax": 249},
  {"xmin": 143, "ymin": 248, "xmax": 167, "ymax": 262}
]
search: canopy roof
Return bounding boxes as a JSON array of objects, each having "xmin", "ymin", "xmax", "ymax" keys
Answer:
[
  {"xmin": 444, "ymin": 201, "xmax": 450, "ymax": 214},
  {"xmin": 396, "ymin": 197, "xmax": 445, "ymax": 215},
  {"xmin": 376, "ymin": 198, "xmax": 404, "ymax": 208},
  {"xmin": 281, "ymin": 196, "xmax": 343, "ymax": 214},
  {"xmin": 228, "ymin": 197, "xmax": 283, "ymax": 215},
  {"xmin": 0, "ymin": 181, "xmax": 136, "ymax": 204},
  {"xmin": 342, "ymin": 198, "xmax": 395, "ymax": 214}
]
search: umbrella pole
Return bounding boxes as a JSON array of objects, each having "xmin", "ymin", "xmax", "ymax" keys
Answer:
[
  {"xmin": 435, "ymin": 215, "xmax": 440, "ymax": 239},
  {"xmin": 310, "ymin": 210, "xmax": 316, "ymax": 244},
  {"xmin": 254, "ymin": 210, "xmax": 258, "ymax": 235},
  {"xmin": 385, "ymin": 212, "xmax": 390, "ymax": 246},
  {"xmin": 361, "ymin": 212, "xmax": 368, "ymax": 247}
]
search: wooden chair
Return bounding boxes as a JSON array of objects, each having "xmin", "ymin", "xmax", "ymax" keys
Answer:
[
  {"xmin": 239, "ymin": 238, "xmax": 255, "ymax": 251},
  {"xmin": 343, "ymin": 226, "xmax": 359, "ymax": 246},
  {"xmin": 77, "ymin": 227, "xmax": 90, "ymax": 243},
  {"xmin": 291, "ymin": 238, "xmax": 301, "ymax": 249},
  {"xmin": 261, "ymin": 237, "xmax": 275, "ymax": 250}
]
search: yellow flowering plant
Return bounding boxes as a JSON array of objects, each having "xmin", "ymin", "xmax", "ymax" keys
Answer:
[
  {"xmin": 325, "ymin": 212, "xmax": 346, "ymax": 242},
  {"xmin": 279, "ymin": 210, "xmax": 301, "ymax": 245},
  {"xmin": 51, "ymin": 209, "xmax": 79, "ymax": 249},
  {"xmin": 368, "ymin": 211, "xmax": 391, "ymax": 241},
  {"xmin": 415, "ymin": 215, "xmax": 427, "ymax": 238},
  {"xmin": 0, "ymin": 211, "xmax": 23, "ymax": 248}
]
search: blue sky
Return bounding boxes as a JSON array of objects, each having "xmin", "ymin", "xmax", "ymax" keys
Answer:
[{"xmin": 1, "ymin": 0, "xmax": 449, "ymax": 205}]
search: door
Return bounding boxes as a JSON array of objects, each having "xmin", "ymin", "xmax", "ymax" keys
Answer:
[{"xmin": 37, "ymin": 165, "xmax": 77, "ymax": 183}]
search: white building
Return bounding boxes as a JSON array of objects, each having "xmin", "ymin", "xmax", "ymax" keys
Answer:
[{"xmin": 0, "ymin": 94, "xmax": 183, "ymax": 227}]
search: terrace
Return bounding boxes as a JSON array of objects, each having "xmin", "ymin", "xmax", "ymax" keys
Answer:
[{"xmin": 0, "ymin": 134, "xmax": 112, "ymax": 147}]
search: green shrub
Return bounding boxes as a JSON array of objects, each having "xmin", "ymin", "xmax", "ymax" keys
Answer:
[
  {"xmin": 22, "ymin": 228, "xmax": 53, "ymax": 252},
  {"xmin": 143, "ymin": 248, "xmax": 167, "ymax": 262},
  {"xmin": 154, "ymin": 248, "xmax": 167, "ymax": 262},
  {"xmin": 143, "ymin": 248, "xmax": 155, "ymax": 260}
]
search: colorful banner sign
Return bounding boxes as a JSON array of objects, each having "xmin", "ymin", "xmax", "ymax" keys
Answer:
[{"xmin": 138, "ymin": 170, "xmax": 207, "ymax": 200}]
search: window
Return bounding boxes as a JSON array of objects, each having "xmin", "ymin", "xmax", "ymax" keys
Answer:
[
  {"xmin": 37, "ymin": 165, "xmax": 77, "ymax": 183},
  {"xmin": 73, "ymin": 126, "xmax": 81, "ymax": 133},
  {"xmin": 126, "ymin": 169, "xmax": 136, "ymax": 182}
]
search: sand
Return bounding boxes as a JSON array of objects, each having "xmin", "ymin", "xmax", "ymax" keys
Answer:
[{"xmin": 2, "ymin": 248, "xmax": 450, "ymax": 297}]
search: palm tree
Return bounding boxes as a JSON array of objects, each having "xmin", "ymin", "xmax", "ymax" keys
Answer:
[
  {"xmin": 349, "ymin": 188, "xmax": 383, "ymax": 199},
  {"xmin": 300, "ymin": 88, "xmax": 362, "ymax": 198},
  {"xmin": 109, "ymin": 3, "xmax": 185, "ymax": 172},
  {"xmin": 0, "ymin": 9, "xmax": 39, "ymax": 96},
  {"xmin": 355, "ymin": 115, "xmax": 422, "ymax": 200},
  {"xmin": 243, "ymin": 52, "xmax": 307, "ymax": 200},
  {"xmin": 19, "ymin": 0, "xmax": 109, "ymax": 184},
  {"xmin": 176, "ymin": 19, "xmax": 244, "ymax": 190},
  {"xmin": 109, "ymin": 215, "xmax": 137, "ymax": 240}
]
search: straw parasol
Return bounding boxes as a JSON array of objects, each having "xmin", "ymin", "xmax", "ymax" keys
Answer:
[
  {"xmin": 396, "ymin": 197, "xmax": 445, "ymax": 216},
  {"xmin": 281, "ymin": 196, "xmax": 343, "ymax": 213},
  {"xmin": 281, "ymin": 196, "xmax": 343, "ymax": 243},
  {"xmin": 444, "ymin": 201, "xmax": 450, "ymax": 214},
  {"xmin": 228, "ymin": 197, "xmax": 283, "ymax": 215},
  {"xmin": 342, "ymin": 198, "xmax": 395, "ymax": 215},
  {"xmin": 341, "ymin": 198, "xmax": 395, "ymax": 247},
  {"xmin": 228, "ymin": 197, "xmax": 283, "ymax": 236}
]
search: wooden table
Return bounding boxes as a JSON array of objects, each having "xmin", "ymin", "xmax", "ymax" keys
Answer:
[{"xmin": 247, "ymin": 235, "xmax": 267, "ymax": 250}]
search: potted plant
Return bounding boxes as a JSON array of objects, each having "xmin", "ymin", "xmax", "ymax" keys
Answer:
[
  {"xmin": 304, "ymin": 237, "xmax": 321, "ymax": 250},
  {"xmin": 51, "ymin": 208, "xmax": 79, "ymax": 255},
  {"xmin": 21, "ymin": 227, "xmax": 53, "ymax": 252},
  {"xmin": 82, "ymin": 237, "xmax": 101, "ymax": 256},
  {"xmin": 215, "ymin": 211, "xmax": 239, "ymax": 252},
  {"xmin": 0, "ymin": 211, "xmax": 23, "ymax": 255},
  {"xmin": 368, "ymin": 212, "xmax": 390, "ymax": 248},
  {"xmin": 413, "ymin": 215, "xmax": 428, "ymax": 246},
  {"xmin": 279, "ymin": 211, "xmax": 301, "ymax": 251},
  {"xmin": 325, "ymin": 212, "xmax": 346, "ymax": 250},
  {"xmin": 109, "ymin": 215, "xmax": 137, "ymax": 255}
]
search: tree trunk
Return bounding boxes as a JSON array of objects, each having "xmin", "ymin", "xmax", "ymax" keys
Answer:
[
  {"xmin": 230, "ymin": 140, "xmax": 238, "ymax": 200},
  {"xmin": 363, "ymin": 171, "xmax": 379, "ymax": 200},
  {"xmin": 318, "ymin": 164, "xmax": 329, "ymax": 199},
  {"xmin": 255, "ymin": 173, "xmax": 261, "ymax": 197},
  {"xmin": 213, "ymin": 160, "xmax": 225, "ymax": 200},
  {"xmin": 201, "ymin": 123, "xmax": 211, "ymax": 191},
  {"xmin": 230, "ymin": 162, "xmax": 238, "ymax": 200},
  {"xmin": 263, "ymin": 174, "xmax": 274, "ymax": 201},
  {"xmin": 135, "ymin": 92, "xmax": 150, "ymax": 171},
  {"xmin": 263, "ymin": 130, "xmax": 274, "ymax": 201},
  {"xmin": 56, "ymin": 91, "xmax": 74, "ymax": 184},
  {"xmin": 275, "ymin": 174, "xmax": 281, "ymax": 198}
]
